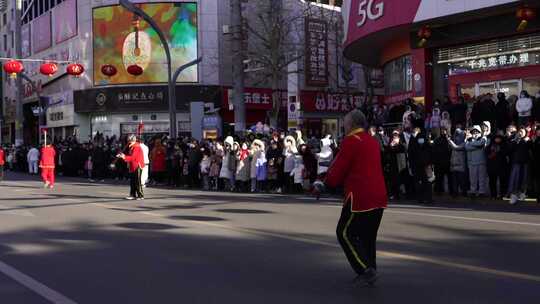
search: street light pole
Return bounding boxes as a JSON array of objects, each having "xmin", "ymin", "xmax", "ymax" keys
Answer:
[{"xmin": 119, "ymin": 0, "xmax": 201, "ymax": 140}]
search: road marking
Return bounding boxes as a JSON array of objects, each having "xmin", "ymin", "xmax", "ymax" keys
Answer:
[
  {"xmin": 0, "ymin": 260, "xmax": 78, "ymax": 304},
  {"xmin": 97, "ymin": 203, "xmax": 540, "ymax": 284},
  {"xmin": 0, "ymin": 204, "xmax": 34, "ymax": 217},
  {"xmin": 386, "ymin": 210, "xmax": 540, "ymax": 227}
]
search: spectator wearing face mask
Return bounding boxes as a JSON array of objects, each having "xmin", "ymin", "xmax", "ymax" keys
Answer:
[
  {"xmin": 448, "ymin": 127, "xmax": 468, "ymax": 197},
  {"xmin": 465, "ymin": 125, "xmax": 488, "ymax": 197},
  {"xmin": 532, "ymin": 127, "xmax": 540, "ymax": 204}
]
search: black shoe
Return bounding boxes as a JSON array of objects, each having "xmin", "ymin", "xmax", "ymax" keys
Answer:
[{"xmin": 364, "ymin": 267, "xmax": 379, "ymax": 286}]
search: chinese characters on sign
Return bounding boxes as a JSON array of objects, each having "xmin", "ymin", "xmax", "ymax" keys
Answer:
[
  {"xmin": 118, "ymin": 91, "xmax": 165, "ymax": 104},
  {"xmin": 301, "ymin": 91, "xmax": 363, "ymax": 113},
  {"xmin": 226, "ymin": 88, "xmax": 285, "ymax": 110},
  {"xmin": 468, "ymin": 53, "xmax": 529, "ymax": 69},
  {"xmin": 305, "ymin": 18, "xmax": 329, "ymax": 87}
]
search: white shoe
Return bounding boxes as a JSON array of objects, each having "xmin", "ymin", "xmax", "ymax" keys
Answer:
[
  {"xmin": 518, "ymin": 193, "xmax": 526, "ymax": 201},
  {"xmin": 43, "ymin": 181, "xmax": 50, "ymax": 188},
  {"xmin": 509, "ymin": 194, "xmax": 518, "ymax": 205},
  {"xmin": 136, "ymin": 197, "xmax": 144, "ymax": 201},
  {"xmin": 125, "ymin": 196, "xmax": 136, "ymax": 200}
]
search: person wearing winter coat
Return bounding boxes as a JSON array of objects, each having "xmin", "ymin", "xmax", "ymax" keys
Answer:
[
  {"xmin": 290, "ymin": 155, "xmax": 305, "ymax": 193},
  {"xmin": 316, "ymin": 135, "xmax": 333, "ymax": 178},
  {"xmin": 430, "ymin": 108, "xmax": 442, "ymax": 138},
  {"xmin": 408, "ymin": 130, "xmax": 433, "ymax": 204},
  {"xmin": 235, "ymin": 142, "xmax": 251, "ymax": 192},
  {"xmin": 150, "ymin": 139, "xmax": 167, "ymax": 184},
  {"xmin": 496, "ymin": 92, "xmax": 511, "ymax": 132},
  {"xmin": 27, "ymin": 146, "xmax": 40, "ymax": 174},
  {"xmin": 448, "ymin": 129, "xmax": 468, "ymax": 197},
  {"xmin": 516, "ymin": 90, "xmax": 533, "ymax": 127},
  {"xmin": 385, "ymin": 130, "xmax": 407, "ymax": 200},
  {"xmin": 486, "ymin": 135, "xmax": 509, "ymax": 199},
  {"xmin": 432, "ymin": 128, "xmax": 453, "ymax": 194},
  {"xmin": 249, "ymin": 139, "xmax": 265, "ymax": 192},
  {"xmin": 440, "ymin": 111, "xmax": 452, "ymax": 134},
  {"xmin": 465, "ymin": 125, "xmax": 488, "ymax": 197},
  {"xmin": 282, "ymin": 135, "xmax": 297, "ymax": 193},
  {"xmin": 219, "ymin": 136, "xmax": 235, "ymax": 190},
  {"xmin": 209, "ymin": 143, "xmax": 223, "ymax": 190},
  {"xmin": 451, "ymin": 96, "xmax": 468, "ymax": 127},
  {"xmin": 507, "ymin": 128, "xmax": 532, "ymax": 204},
  {"xmin": 266, "ymin": 140, "xmax": 282, "ymax": 193}
]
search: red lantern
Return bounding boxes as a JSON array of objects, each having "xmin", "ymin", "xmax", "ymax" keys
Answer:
[
  {"xmin": 516, "ymin": 6, "xmax": 536, "ymax": 31},
  {"xmin": 417, "ymin": 25, "xmax": 432, "ymax": 47},
  {"xmin": 127, "ymin": 64, "xmax": 143, "ymax": 76},
  {"xmin": 101, "ymin": 64, "xmax": 118, "ymax": 77},
  {"xmin": 66, "ymin": 63, "xmax": 84, "ymax": 77},
  {"xmin": 40, "ymin": 62, "xmax": 58, "ymax": 77},
  {"xmin": 3, "ymin": 60, "xmax": 24, "ymax": 79}
]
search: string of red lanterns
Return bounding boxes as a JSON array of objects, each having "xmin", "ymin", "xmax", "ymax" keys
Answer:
[{"xmin": 2, "ymin": 58, "xmax": 85, "ymax": 78}]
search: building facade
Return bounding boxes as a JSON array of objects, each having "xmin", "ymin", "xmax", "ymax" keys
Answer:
[{"xmin": 342, "ymin": 0, "xmax": 540, "ymax": 110}]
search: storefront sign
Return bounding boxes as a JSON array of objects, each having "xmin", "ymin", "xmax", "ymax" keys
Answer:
[
  {"xmin": 287, "ymin": 96, "xmax": 301, "ymax": 129},
  {"xmin": 447, "ymin": 51, "xmax": 539, "ymax": 75},
  {"xmin": 356, "ymin": 0, "xmax": 385, "ymax": 27},
  {"xmin": 76, "ymin": 86, "xmax": 221, "ymax": 114},
  {"xmin": 223, "ymin": 87, "xmax": 286, "ymax": 110},
  {"xmin": 301, "ymin": 91, "xmax": 363, "ymax": 113},
  {"xmin": 46, "ymin": 104, "xmax": 75, "ymax": 128},
  {"xmin": 305, "ymin": 18, "xmax": 329, "ymax": 87}
]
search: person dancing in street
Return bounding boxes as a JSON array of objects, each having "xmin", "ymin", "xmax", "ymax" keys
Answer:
[
  {"xmin": 40, "ymin": 141, "xmax": 56, "ymax": 189},
  {"xmin": 117, "ymin": 135, "xmax": 145, "ymax": 200},
  {"xmin": 325, "ymin": 110, "xmax": 388, "ymax": 286}
]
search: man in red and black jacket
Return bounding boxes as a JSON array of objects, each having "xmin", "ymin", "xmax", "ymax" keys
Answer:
[
  {"xmin": 0, "ymin": 146, "xmax": 5, "ymax": 182},
  {"xmin": 118, "ymin": 135, "xmax": 145, "ymax": 200},
  {"xmin": 40, "ymin": 142, "xmax": 56, "ymax": 189},
  {"xmin": 325, "ymin": 110, "xmax": 387, "ymax": 286}
]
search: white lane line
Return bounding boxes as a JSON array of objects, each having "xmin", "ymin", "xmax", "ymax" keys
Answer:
[
  {"xmin": 0, "ymin": 260, "xmax": 78, "ymax": 304},
  {"xmin": 95, "ymin": 202, "xmax": 540, "ymax": 283},
  {"xmin": 386, "ymin": 210, "xmax": 540, "ymax": 227}
]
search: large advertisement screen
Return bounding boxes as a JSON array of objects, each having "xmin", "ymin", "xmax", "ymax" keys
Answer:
[{"xmin": 93, "ymin": 2, "xmax": 198, "ymax": 85}]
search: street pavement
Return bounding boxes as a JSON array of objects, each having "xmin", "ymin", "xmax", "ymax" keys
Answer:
[{"xmin": 0, "ymin": 172, "xmax": 539, "ymax": 304}]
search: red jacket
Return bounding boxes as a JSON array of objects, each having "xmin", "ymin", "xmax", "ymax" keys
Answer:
[
  {"xmin": 40, "ymin": 146, "xmax": 56, "ymax": 169},
  {"xmin": 124, "ymin": 143, "xmax": 145, "ymax": 172},
  {"xmin": 325, "ymin": 129, "xmax": 387, "ymax": 212},
  {"xmin": 151, "ymin": 146, "xmax": 166, "ymax": 172},
  {"xmin": 0, "ymin": 148, "xmax": 4, "ymax": 166}
]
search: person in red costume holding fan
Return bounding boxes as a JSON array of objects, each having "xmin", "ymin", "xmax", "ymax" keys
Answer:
[
  {"xmin": 323, "ymin": 110, "xmax": 387, "ymax": 287},
  {"xmin": 117, "ymin": 134, "xmax": 145, "ymax": 200},
  {"xmin": 40, "ymin": 140, "xmax": 56, "ymax": 189}
]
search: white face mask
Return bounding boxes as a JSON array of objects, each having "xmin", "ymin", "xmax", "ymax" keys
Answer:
[{"xmin": 418, "ymin": 138, "xmax": 425, "ymax": 145}]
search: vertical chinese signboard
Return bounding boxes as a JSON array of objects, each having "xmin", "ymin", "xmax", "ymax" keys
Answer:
[{"xmin": 305, "ymin": 18, "xmax": 328, "ymax": 87}]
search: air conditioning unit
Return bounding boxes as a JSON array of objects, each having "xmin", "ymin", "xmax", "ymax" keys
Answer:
[{"xmin": 222, "ymin": 25, "xmax": 231, "ymax": 35}]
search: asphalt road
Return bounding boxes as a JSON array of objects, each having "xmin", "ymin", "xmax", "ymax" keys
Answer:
[{"xmin": 0, "ymin": 172, "xmax": 539, "ymax": 304}]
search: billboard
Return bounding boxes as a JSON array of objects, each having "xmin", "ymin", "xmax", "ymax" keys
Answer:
[
  {"xmin": 93, "ymin": 2, "xmax": 198, "ymax": 85},
  {"xmin": 53, "ymin": 0, "xmax": 78, "ymax": 44}
]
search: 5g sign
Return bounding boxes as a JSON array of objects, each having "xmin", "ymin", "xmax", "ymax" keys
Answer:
[{"xmin": 356, "ymin": 0, "xmax": 384, "ymax": 27}]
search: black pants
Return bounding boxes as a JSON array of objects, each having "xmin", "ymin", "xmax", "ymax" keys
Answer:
[
  {"xmin": 434, "ymin": 166, "xmax": 452, "ymax": 194},
  {"xmin": 336, "ymin": 201, "xmax": 384, "ymax": 276},
  {"xmin": 450, "ymin": 171, "xmax": 468, "ymax": 196},
  {"xmin": 129, "ymin": 168, "xmax": 144, "ymax": 198},
  {"xmin": 399, "ymin": 169, "xmax": 415, "ymax": 199},
  {"xmin": 0, "ymin": 165, "xmax": 4, "ymax": 181},
  {"xmin": 415, "ymin": 176, "xmax": 433, "ymax": 203},
  {"xmin": 488, "ymin": 169, "xmax": 508, "ymax": 198}
]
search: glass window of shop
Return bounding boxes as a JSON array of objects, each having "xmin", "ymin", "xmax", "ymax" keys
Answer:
[
  {"xmin": 384, "ymin": 55, "xmax": 412, "ymax": 96},
  {"xmin": 524, "ymin": 77, "xmax": 540, "ymax": 96}
]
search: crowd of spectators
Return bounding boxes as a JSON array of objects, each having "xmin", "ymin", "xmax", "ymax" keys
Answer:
[{"xmin": 1, "ymin": 90, "xmax": 539, "ymax": 205}]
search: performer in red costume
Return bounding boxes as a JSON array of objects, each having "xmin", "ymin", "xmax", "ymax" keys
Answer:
[
  {"xmin": 40, "ymin": 142, "xmax": 56, "ymax": 189},
  {"xmin": 0, "ymin": 145, "xmax": 5, "ymax": 182},
  {"xmin": 118, "ymin": 135, "xmax": 145, "ymax": 200},
  {"xmin": 325, "ymin": 110, "xmax": 387, "ymax": 286}
]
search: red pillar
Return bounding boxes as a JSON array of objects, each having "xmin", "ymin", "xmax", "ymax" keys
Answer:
[{"xmin": 411, "ymin": 48, "xmax": 433, "ymax": 112}]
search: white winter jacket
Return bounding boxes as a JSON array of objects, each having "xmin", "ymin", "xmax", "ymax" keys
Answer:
[{"xmin": 516, "ymin": 97, "xmax": 532, "ymax": 117}]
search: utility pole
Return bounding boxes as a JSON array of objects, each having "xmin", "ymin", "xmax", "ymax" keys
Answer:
[
  {"xmin": 231, "ymin": 0, "xmax": 246, "ymax": 134},
  {"xmin": 14, "ymin": 0, "xmax": 23, "ymax": 145}
]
